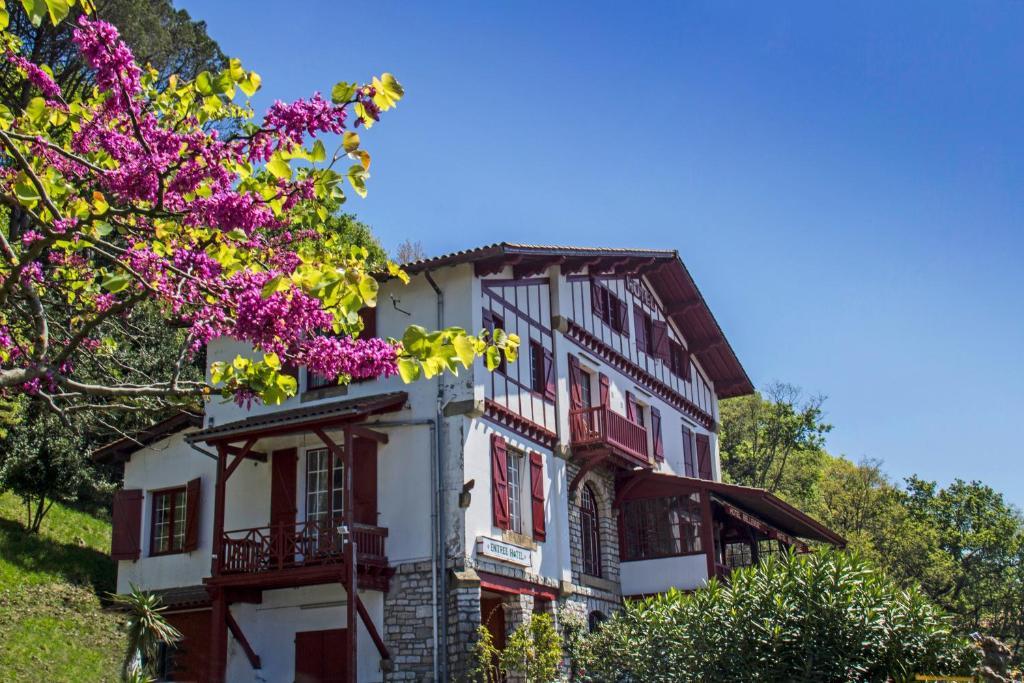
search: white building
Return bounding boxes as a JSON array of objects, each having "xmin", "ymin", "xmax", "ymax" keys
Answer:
[{"xmin": 97, "ymin": 243, "xmax": 844, "ymax": 683}]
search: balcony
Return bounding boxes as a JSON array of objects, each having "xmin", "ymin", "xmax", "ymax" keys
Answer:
[
  {"xmin": 569, "ymin": 406, "xmax": 650, "ymax": 466},
  {"xmin": 213, "ymin": 518, "xmax": 391, "ymax": 591}
]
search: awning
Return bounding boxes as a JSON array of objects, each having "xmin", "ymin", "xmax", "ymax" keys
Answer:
[
  {"xmin": 616, "ymin": 472, "xmax": 846, "ymax": 547},
  {"xmin": 93, "ymin": 411, "xmax": 202, "ymax": 463},
  {"xmin": 186, "ymin": 391, "xmax": 408, "ymax": 444}
]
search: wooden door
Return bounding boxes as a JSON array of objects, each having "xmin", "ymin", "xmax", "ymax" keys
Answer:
[
  {"xmin": 163, "ymin": 609, "xmax": 212, "ymax": 682},
  {"xmin": 480, "ymin": 596, "xmax": 506, "ymax": 680},
  {"xmin": 271, "ymin": 448, "xmax": 298, "ymax": 567},
  {"xmin": 295, "ymin": 628, "xmax": 348, "ymax": 683},
  {"xmin": 352, "ymin": 437, "xmax": 378, "ymax": 525}
]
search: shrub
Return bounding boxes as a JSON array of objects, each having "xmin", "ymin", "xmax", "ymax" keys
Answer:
[{"xmin": 577, "ymin": 550, "xmax": 978, "ymax": 682}]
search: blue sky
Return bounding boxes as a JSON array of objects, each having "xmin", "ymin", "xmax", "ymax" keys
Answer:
[{"xmin": 179, "ymin": 1, "xmax": 1024, "ymax": 505}]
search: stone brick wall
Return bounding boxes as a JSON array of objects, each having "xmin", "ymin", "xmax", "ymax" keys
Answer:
[
  {"xmin": 383, "ymin": 560, "xmax": 437, "ymax": 682},
  {"xmin": 566, "ymin": 462, "xmax": 621, "ymax": 585}
]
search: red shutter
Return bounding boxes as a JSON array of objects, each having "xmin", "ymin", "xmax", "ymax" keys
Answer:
[
  {"xmin": 651, "ymin": 407, "xmax": 663, "ymax": 461},
  {"xmin": 111, "ymin": 489, "xmax": 143, "ymax": 560},
  {"xmin": 270, "ymin": 448, "xmax": 298, "ymax": 526},
  {"xmin": 625, "ymin": 391, "xmax": 637, "ymax": 422},
  {"xmin": 491, "ymin": 434, "xmax": 509, "ymax": 529},
  {"xmin": 599, "ymin": 373, "xmax": 610, "ymax": 407},
  {"xmin": 568, "ymin": 355, "xmax": 584, "ymax": 411},
  {"xmin": 183, "ymin": 477, "xmax": 201, "ymax": 552},
  {"xmin": 614, "ymin": 295, "xmax": 629, "ymax": 336},
  {"xmin": 696, "ymin": 434, "xmax": 712, "ymax": 480},
  {"xmin": 529, "ymin": 451, "xmax": 546, "ymax": 541},
  {"xmin": 633, "ymin": 308, "xmax": 647, "ymax": 354},
  {"xmin": 353, "ymin": 437, "xmax": 378, "ymax": 525},
  {"xmin": 682, "ymin": 427, "xmax": 695, "ymax": 477},
  {"xmin": 359, "ymin": 306, "xmax": 377, "ymax": 339},
  {"xmin": 542, "ymin": 348, "xmax": 555, "ymax": 402},
  {"xmin": 651, "ymin": 320, "xmax": 670, "ymax": 361},
  {"xmin": 683, "ymin": 347, "xmax": 692, "ymax": 380},
  {"xmin": 590, "ymin": 280, "xmax": 605, "ymax": 321}
]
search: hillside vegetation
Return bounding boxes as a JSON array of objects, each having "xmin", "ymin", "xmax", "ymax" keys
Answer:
[{"xmin": 0, "ymin": 492, "xmax": 122, "ymax": 681}]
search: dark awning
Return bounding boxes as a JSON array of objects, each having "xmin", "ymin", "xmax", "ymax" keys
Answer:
[
  {"xmin": 93, "ymin": 411, "xmax": 202, "ymax": 463},
  {"xmin": 616, "ymin": 472, "xmax": 846, "ymax": 547},
  {"xmin": 186, "ymin": 391, "xmax": 408, "ymax": 444}
]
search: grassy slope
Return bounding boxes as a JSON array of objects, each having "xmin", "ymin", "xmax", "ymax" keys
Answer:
[{"xmin": 0, "ymin": 492, "xmax": 123, "ymax": 681}]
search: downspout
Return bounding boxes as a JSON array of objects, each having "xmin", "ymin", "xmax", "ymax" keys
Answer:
[{"xmin": 424, "ymin": 270, "xmax": 449, "ymax": 683}]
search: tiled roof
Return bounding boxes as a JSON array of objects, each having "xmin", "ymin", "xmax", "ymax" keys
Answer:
[
  {"xmin": 187, "ymin": 391, "xmax": 408, "ymax": 443},
  {"xmin": 92, "ymin": 411, "xmax": 202, "ymax": 463}
]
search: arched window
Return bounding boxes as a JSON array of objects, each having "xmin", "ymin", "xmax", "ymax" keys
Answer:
[{"xmin": 580, "ymin": 484, "xmax": 602, "ymax": 577}]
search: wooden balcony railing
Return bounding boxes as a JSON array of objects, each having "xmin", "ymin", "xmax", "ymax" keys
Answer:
[
  {"xmin": 569, "ymin": 406, "xmax": 649, "ymax": 465},
  {"xmin": 219, "ymin": 518, "xmax": 387, "ymax": 575}
]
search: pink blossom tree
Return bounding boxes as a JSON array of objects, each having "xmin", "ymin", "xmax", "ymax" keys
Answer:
[{"xmin": 0, "ymin": 0, "xmax": 517, "ymax": 417}]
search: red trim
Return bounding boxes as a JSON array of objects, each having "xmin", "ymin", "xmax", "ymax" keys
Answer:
[
  {"xmin": 565, "ymin": 319, "xmax": 716, "ymax": 431},
  {"xmin": 483, "ymin": 400, "xmax": 558, "ymax": 449},
  {"xmin": 477, "ymin": 571, "xmax": 559, "ymax": 601}
]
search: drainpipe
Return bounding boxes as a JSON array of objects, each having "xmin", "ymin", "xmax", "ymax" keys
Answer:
[{"xmin": 423, "ymin": 270, "xmax": 449, "ymax": 683}]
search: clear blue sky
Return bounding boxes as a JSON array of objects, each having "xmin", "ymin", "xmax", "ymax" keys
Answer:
[{"xmin": 179, "ymin": 0, "xmax": 1024, "ymax": 505}]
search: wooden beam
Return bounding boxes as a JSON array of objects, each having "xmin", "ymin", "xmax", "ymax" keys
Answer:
[
  {"xmin": 223, "ymin": 437, "xmax": 257, "ymax": 481},
  {"xmin": 343, "ymin": 426, "xmax": 357, "ymax": 683},
  {"xmin": 351, "ymin": 425, "xmax": 388, "ymax": 444},
  {"xmin": 666, "ymin": 299, "xmax": 702, "ymax": 317},
  {"xmin": 562, "ymin": 257, "xmax": 601, "ymax": 275},
  {"xmin": 208, "ymin": 586, "xmax": 228, "ymax": 683},
  {"xmin": 226, "ymin": 609, "xmax": 261, "ymax": 670},
  {"xmin": 474, "ymin": 255, "xmax": 521, "ymax": 276},
  {"xmin": 689, "ymin": 337, "xmax": 725, "ymax": 354},
  {"xmin": 356, "ymin": 594, "xmax": 391, "ymax": 662},
  {"xmin": 700, "ymin": 487, "xmax": 716, "ymax": 580},
  {"xmin": 225, "ymin": 444, "xmax": 267, "ymax": 462},
  {"xmin": 612, "ymin": 471, "xmax": 651, "ymax": 510},
  {"xmin": 513, "ymin": 256, "xmax": 563, "ymax": 279}
]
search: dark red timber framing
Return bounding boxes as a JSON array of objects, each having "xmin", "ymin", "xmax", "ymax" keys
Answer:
[
  {"xmin": 481, "ymin": 278, "xmax": 559, "ymax": 438},
  {"xmin": 186, "ymin": 392, "xmax": 406, "ymax": 683},
  {"xmin": 405, "ymin": 244, "xmax": 754, "ymax": 400}
]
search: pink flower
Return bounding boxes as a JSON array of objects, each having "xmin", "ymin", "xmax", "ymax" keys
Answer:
[
  {"xmin": 71, "ymin": 17, "xmax": 141, "ymax": 110},
  {"xmin": 5, "ymin": 52, "xmax": 61, "ymax": 100}
]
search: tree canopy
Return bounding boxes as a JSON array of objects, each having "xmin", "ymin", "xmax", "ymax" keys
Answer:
[{"xmin": 0, "ymin": 0, "xmax": 517, "ymax": 420}]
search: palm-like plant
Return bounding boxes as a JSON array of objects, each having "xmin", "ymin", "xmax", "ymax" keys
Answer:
[{"xmin": 109, "ymin": 585, "xmax": 182, "ymax": 682}]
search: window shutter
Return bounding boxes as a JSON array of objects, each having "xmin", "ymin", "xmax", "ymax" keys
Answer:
[
  {"xmin": 568, "ymin": 355, "xmax": 584, "ymax": 411},
  {"xmin": 183, "ymin": 477, "xmax": 201, "ymax": 552},
  {"xmin": 633, "ymin": 308, "xmax": 647, "ymax": 354},
  {"xmin": 651, "ymin": 320, "xmax": 670, "ymax": 361},
  {"xmin": 542, "ymin": 348, "xmax": 555, "ymax": 402},
  {"xmin": 651, "ymin": 407, "xmax": 664, "ymax": 461},
  {"xmin": 529, "ymin": 451, "xmax": 546, "ymax": 541},
  {"xmin": 111, "ymin": 489, "xmax": 143, "ymax": 561},
  {"xmin": 353, "ymin": 437, "xmax": 378, "ymax": 525},
  {"xmin": 625, "ymin": 391, "xmax": 637, "ymax": 422},
  {"xmin": 683, "ymin": 347, "xmax": 692, "ymax": 380},
  {"xmin": 615, "ymin": 296, "xmax": 629, "ymax": 336},
  {"xmin": 590, "ymin": 280, "xmax": 605, "ymax": 321},
  {"xmin": 682, "ymin": 427, "xmax": 695, "ymax": 477},
  {"xmin": 599, "ymin": 373, "xmax": 610, "ymax": 407},
  {"xmin": 482, "ymin": 308, "xmax": 494, "ymax": 333},
  {"xmin": 491, "ymin": 434, "xmax": 509, "ymax": 529},
  {"xmin": 359, "ymin": 307, "xmax": 377, "ymax": 339},
  {"xmin": 696, "ymin": 433, "xmax": 712, "ymax": 480}
]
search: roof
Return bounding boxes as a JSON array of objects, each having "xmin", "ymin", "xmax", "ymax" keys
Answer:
[
  {"xmin": 92, "ymin": 411, "xmax": 202, "ymax": 463},
  {"xmin": 186, "ymin": 391, "xmax": 408, "ymax": 444},
  {"xmin": 618, "ymin": 472, "xmax": 846, "ymax": 546},
  {"xmin": 405, "ymin": 243, "xmax": 753, "ymax": 398}
]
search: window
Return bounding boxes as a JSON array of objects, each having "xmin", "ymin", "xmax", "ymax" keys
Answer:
[
  {"xmin": 621, "ymin": 494, "xmax": 703, "ymax": 561},
  {"xmin": 669, "ymin": 340, "xmax": 690, "ymax": 380},
  {"xmin": 484, "ymin": 309, "xmax": 508, "ymax": 374},
  {"xmin": 588, "ymin": 610, "xmax": 607, "ymax": 633},
  {"xmin": 150, "ymin": 487, "xmax": 186, "ymax": 555},
  {"xmin": 682, "ymin": 426, "xmax": 695, "ymax": 477},
  {"xmin": 591, "ymin": 280, "xmax": 628, "ymax": 335},
  {"xmin": 506, "ymin": 449, "xmax": 524, "ymax": 533},
  {"xmin": 579, "ymin": 370, "xmax": 593, "ymax": 408},
  {"xmin": 306, "ymin": 309, "xmax": 376, "ymax": 390},
  {"xmin": 306, "ymin": 447, "xmax": 344, "ymax": 524},
  {"xmin": 724, "ymin": 542, "xmax": 753, "ymax": 569},
  {"xmin": 530, "ymin": 340, "xmax": 555, "ymax": 401},
  {"xmin": 580, "ymin": 485, "xmax": 602, "ymax": 577}
]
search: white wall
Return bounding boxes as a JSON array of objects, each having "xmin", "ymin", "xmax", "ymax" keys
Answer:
[
  {"xmin": 619, "ymin": 554, "xmax": 709, "ymax": 595},
  {"xmin": 118, "ymin": 430, "xmax": 215, "ymax": 593},
  {"xmin": 226, "ymin": 585, "xmax": 385, "ymax": 683}
]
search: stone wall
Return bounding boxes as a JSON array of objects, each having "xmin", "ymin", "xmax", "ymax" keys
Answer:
[{"xmin": 383, "ymin": 560, "xmax": 437, "ymax": 682}]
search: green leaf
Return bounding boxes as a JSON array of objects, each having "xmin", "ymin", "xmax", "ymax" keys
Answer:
[
  {"xmin": 397, "ymin": 358, "xmax": 421, "ymax": 383},
  {"xmin": 238, "ymin": 72, "xmax": 261, "ymax": 97},
  {"xmin": 260, "ymin": 274, "xmax": 287, "ymax": 298},
  {"xmin": 20, "ymin": 0, "xmax": 47, "ymax": 26},
  {"xmin": 372, "ymin": 73, "xmax": 404, "ymax": 111},
  {"xmin": 266, "ymin": 153, "xmax": 291, "ymax": 180},
  {"xmin": 310, "ymin": 140, "xmax": 327, "ymax": 163},
  {"xmin": 347, "ymin": 164, "xmax": 368, "ymax": 198},
  {"xmin": 402, "ymin": 325, "xmax": 429, "ymax": 356},
  {"xmin": 452, "ymin": 334, "xmax": 476, "ymax": 368},
  {"xmin": 342, "ymin": 131, "xmax": 360, "ymax": 153},
  {"xmin": 331, "ymin": 81, "xmax": 357, "ymax": 104},
  {"xmin": 485, "ymin": 346, "xmax": 501, "ymax": 371},
  {"xmin": 358, "ymin": 274, "xmax": 378, "ymax": 307},
  {"xmin": 25, "ymin": 96, "xmax": 47, "ymax": 124},
  {"xmin": 0, "ymin": 8, "xmax": 10, "ymax": 30},
  {"xmin": 101, "ymin": 274, "xmax": 130, "ymax": 293},
  {"xmin": 263, "ymin": 352, "xmax": 281, "ymax": 370},
  {"xmin": 44, "ymin": 0, "xmax": 70, "ymax": 25},
  {"xmin": 228, "ymin": 58, "xmax": 245, "ymax": 81},
  {"xmin": 195, "ymin": 71, "xmax": 214, "ymax": 96},
  {"xmin": 13, "ymin": 176, "xmax": 39, "ymax": 205}
]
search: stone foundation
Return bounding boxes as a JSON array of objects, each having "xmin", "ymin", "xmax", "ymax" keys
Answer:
[{"xmin": 383, "ymin": 561, "xmax": 437, "ymax": 682}]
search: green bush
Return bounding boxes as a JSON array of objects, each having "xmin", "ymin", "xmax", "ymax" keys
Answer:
[{"xmin": 577, "ymin": 550, "xmax": 978, "ymax": 682}]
